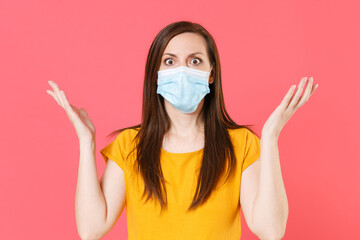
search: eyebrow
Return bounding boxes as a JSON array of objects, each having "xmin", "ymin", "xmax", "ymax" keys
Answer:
[{"xmin": 162, "ymin": 52, "xmax": 205, "ymax": 57}]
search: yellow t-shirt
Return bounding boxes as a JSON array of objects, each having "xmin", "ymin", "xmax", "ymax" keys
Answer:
[{"xmin": 100, "ymin": 127, "xmax": 261, "ymax": 240}]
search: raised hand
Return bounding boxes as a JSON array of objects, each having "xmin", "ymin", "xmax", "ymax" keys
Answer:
[
  {"xmin": 261, "ymin": 76, "xmax": 319, "ymax": 139},
  {"xmin": 46, "ymin": 80, "xmax": 96, "ymax": 142}
]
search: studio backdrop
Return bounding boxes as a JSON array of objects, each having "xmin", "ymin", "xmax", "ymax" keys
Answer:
[{"xmin": 0, "ymin": 0, "xmax": 359, "ymax": 239}]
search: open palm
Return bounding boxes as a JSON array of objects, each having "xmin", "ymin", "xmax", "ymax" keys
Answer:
[
  {"xmin": 262, "ymin": 76, "xmax": 319, "ymax": 139},
  {"xmin": 46, "ymin": 80, "xmax": 95, "ymax": 141}
]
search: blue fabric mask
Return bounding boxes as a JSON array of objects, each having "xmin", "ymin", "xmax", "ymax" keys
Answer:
[{"xmin": 157, "ymin": 66, "xmax": 212, "ymax": 113}]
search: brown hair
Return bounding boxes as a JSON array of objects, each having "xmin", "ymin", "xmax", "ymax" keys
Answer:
[{"xmin": 107, "ymin": 21, "xmax": 258, "ymax": 214}]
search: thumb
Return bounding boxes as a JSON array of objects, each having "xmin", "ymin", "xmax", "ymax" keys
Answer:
[{"xmin": 79, "ymin": 108, "xmax": 88, "ymax": 116}]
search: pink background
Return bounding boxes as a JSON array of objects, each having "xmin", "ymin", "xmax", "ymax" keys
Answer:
[{"xmin": 1, "ymin": 0, "xmax": 359, "ymax": 239}]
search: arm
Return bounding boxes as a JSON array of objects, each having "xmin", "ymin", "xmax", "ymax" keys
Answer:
[
  {"xmin": 46, "ymin": 81, "xmax": 125, "ymax": 239},
  {"xmin": 75, "ymin": 139, "xmax": 107, "ymax": 239},
  {"xmin": 75, "ymin": 139, "xmax": 126, "ymax": 240},
  {"xmin": 251, "ymin": 136, "xmax": 288, "ymax": 240},
  {"xmin": 246, "ymin": 76, "xmax": 317, "ymax": 239}
]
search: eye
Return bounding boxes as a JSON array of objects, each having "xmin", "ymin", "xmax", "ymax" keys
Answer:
[
  {"xmin": 164, "ymin": 58, "xmax": 174, "ymax": 65},
  {"xmin": 190, "ymin": 57, "xmax": 202, "ymax": 65}
]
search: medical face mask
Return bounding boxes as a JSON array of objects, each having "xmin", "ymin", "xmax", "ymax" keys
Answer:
[{"xmin": 156, "ymin": 66, "xmax": 212, "ymax": 113}]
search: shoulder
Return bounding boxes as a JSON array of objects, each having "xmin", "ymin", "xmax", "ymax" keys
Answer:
[
  {"xmin": 112, "ymin": 127, "xmax": 140, "ymax": 162},
  {"xmin": 110, "ymin": 127, "xmax": 140, "ymax": 155},
  {"xmin": 115, "ymin": 127, "xmax": 140, "ymax": 142},
  {"xmin": 227, "ymin": 127, "xmax": 252, "ymax": 140},
  {"xmin": 227, "ymin": 127, "xmax": 260, "ymax": 152}
]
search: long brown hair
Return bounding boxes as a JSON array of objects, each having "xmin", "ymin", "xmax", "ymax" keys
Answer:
[{"xmin": 106, "ymin": 21, "xmax": 259, "ymax": 214}]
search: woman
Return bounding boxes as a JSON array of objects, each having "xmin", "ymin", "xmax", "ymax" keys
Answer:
[{"xmin": 46, "ymin": 21, "xmax": 318, "ymax": 240}]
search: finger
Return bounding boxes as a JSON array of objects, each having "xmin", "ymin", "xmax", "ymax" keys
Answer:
[
  {"xmin": 59, "ymin": 90, "xmax": 71, "ymax": 110},
  {"xmin": 46, "ymin": 90, "xmax": 61, "ymax": 106},
  {"xmin": 48, "ymin": 81, "xmax": 65, "ymax": 108},
  {"xmin": 79, "ymin": 108, "xmax": 94, "ymax": 131},
  {"xmin": 288, "ymin": 77, "xmax": 307, "ymax": 110},
  {"xmin": 54, "ymin": 83, "xmax": 65, "ymax": 108},
  {"xmin": 295, "ymin": 76, "xmax": 313, "ymax": 109},
  {"xmin": 48, "ymin": 81, "xmax": 63, "ymax": 107},
  {"xmin": 280, "ymin": 85, "xmax": 297, "ymax": 109},
  {"xmin": 308, "ymin": 83, "xmax": 319, "ymax": 99},
  {"xmin": 78, "ymin": 108, "xmax": 91, "ymax": 124},
  {"xmin": 304, "ymin": 78, "xmax": 315, "ymax": 102},
  {"xmin": 59, "ymin": 90, "xmax": 76, "ymax": 118},
  {"xmin": 79, "ymin": 108, "xmax": 88, "ymax": 118},
  {"xmin": 58, "ymin": 90, "xmax": 69, "ymax": 110}
]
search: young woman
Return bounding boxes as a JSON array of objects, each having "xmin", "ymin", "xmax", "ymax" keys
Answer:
[{"xmin": 47, "ymin": 21, "xmax": 318, "ymax": 240}]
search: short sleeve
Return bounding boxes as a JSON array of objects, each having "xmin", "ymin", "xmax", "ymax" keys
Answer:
[
  {"xmin": 100, "ymin": 131, "xmax": 128, "ymax": 171},
  {"xmin": 241, "ymin": 129, "xmax": 261, "ymax": 173}
]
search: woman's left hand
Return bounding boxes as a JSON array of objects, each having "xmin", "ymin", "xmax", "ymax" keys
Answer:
[{"xmin": 261, "ymin": 76, "xmax": 319, "ymax": 139}]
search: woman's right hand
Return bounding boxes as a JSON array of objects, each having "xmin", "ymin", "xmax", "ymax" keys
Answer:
[{"xmin": 46, "ymin": 80, "xmax": 96, "ymax": 142}]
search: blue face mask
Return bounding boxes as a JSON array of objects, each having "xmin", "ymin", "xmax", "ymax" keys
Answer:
[{"xmin": 156, "ymin": 66, "xmax": 212, "ymax": 113}]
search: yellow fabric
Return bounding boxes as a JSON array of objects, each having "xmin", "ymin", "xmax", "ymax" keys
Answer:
[{"xmin": 100, "ymin": 127, "xmax": 261, "ymax": 240}]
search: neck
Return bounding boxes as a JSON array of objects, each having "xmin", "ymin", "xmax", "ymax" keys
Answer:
[{"xmin": 164, "ymin": 99, "xmax": 205, "ymax": 137}]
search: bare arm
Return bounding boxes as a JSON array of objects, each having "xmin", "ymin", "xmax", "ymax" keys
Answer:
[
  {"xmin": 251, "ymin": 137, "xmax": 288, "ymax": 239},
  {"xmin": 241, "ymin": 77, "xmax": 317, "ymax": 239},
  {"xmin": 241, "ymin": 137, "xmax": 288, "ymax": 240},
  {"xmin": 75, "ymin": 139, "xmax": 106, "ymax": 239},
  {"xmin": 75, "ymin": 138, "xmax": 126, "ymax": 240},
  {"xmin": 46, "ymin": 80, "xmax": 125, "ymax": 240}
]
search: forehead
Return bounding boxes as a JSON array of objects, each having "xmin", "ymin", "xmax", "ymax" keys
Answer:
[{"xmin": 163, "ymin": 32, "xmax": 208, "ymax": 55}]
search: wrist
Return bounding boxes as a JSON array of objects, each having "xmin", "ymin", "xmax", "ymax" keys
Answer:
[
  {"xmin": 79, "ymin": 137, "xmax": 95, "ymax": 149},
  {"xmin": 261, "ymin": 132, "xmax": 278, "ymax": 142}
]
